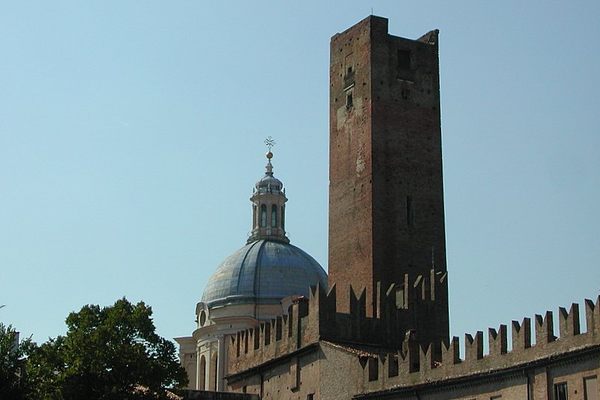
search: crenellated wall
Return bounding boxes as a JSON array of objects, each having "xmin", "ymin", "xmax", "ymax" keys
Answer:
[
  {"xmin": 227, "ymin": 270, "xmax": 447, "ymax": 375},
  {"xmin": 226, "ymin": 273, "xmax": 598, "ymax": 399},
  {"xmin": 359, "ymin": 296, "xmax": 600, "ymax": 394}
]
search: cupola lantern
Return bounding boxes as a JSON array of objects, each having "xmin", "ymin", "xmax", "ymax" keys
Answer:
[{"xmin": 248, "ymin": 138, "xmax": 289, "ymax": 244}]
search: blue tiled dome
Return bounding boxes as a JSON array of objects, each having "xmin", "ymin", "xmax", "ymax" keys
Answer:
[{"xmin": 201, "ymin": 240, "xmax": 327, "ymax": 308}]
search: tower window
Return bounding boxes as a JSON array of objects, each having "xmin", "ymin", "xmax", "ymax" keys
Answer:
[
  {"xmin": 397, "ymin": 49, "xmax": 411, "ymax": 70},
  {"xmin": 406, "ymin": 196, "xmax": 414, "ymax": 226},
  {"xmin": 281, "ymin": 206, "xmax": 285, "ymax": 230},
  {"xmin": 401, "ymin": 89, "xmax": 410, "ymax": 100},
  {"xmin": 346, "ymin": 92, "xmax": 353, "ymax": 109},
  {"xmin": 271, "ymin": 205, "xmax": 278, "ymax": 228},
  {"xmin": 260, "ymin": 205, "xmax": 267, "ymax": 227}
]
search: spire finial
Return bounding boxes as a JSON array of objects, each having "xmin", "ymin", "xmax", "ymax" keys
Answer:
[
  {"xmin": 264, "ymin": 136, "xmax": 276, "ymax": 160},
  {"xmin": 264, "ymin": 136, "xmax": 276, "ymax": 175}
]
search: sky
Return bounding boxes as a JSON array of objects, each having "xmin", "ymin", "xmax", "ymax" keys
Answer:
[{"xmin": 1, "ymin": 1, "xmax": 599, "ymax": 350}]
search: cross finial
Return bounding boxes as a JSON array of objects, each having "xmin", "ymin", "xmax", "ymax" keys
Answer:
[{"xmin": 264, "ymin": 136, "xmax": 276, "ymax": 152}]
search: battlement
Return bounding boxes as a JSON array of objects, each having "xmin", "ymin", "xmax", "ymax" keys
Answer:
[
  {"xmin": 358, "ymin": 296, "xmax": 600, "ymax": 392},
  {"xmin": 227, "ymin": 270, "xmax": 448, "ymax": 375}
]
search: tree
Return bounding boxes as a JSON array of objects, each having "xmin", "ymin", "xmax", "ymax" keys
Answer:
[
  {"xmin": 26, "ymin": 298, "xmax": 187, "ymax": 399},
  {"xmin": 0, "ymin": 323, "xmax": 32, "ymax": 399}
]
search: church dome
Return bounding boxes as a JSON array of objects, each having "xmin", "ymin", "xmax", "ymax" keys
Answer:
[{"xmin": 201, "ymin": 239, "xmax": 327, "ymax": 308}]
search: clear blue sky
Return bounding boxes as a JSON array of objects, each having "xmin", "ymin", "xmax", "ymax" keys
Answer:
[{"xmin": 1, "ymin": 1, "xmax": 599, "ymax": 348}]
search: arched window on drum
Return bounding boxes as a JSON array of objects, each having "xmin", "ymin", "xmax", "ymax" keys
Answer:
[
  {"xmin": 260, "ymin": 204, "xmax": 267, "ymax": 227},
  {"xmin": 271, "ymin": 205, "xmax": 278, "ymax": 228}
]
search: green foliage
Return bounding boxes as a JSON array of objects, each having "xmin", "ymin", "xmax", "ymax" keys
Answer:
[
  {"xmin": 26, "ymin": 298, "xmax": 187, "ymax": 399},
  {"xmin": 0, "ymin": 323, "xmax": 33, "ymax": 399}
]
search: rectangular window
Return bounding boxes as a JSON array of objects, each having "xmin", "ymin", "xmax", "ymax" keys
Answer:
[
  {"xmin": 397, "ymin": 49, "xmax": 411, "ymax": 70},
  {"xmin": 307, "ymin": 394, "xmax": 314, "ymax": 400},
  {"xmin": 554, "ymin": 382, "xmax": 568, "ymax": 400},
  {"xmin": 346, "ymin": 92, "xmax": 353, "ymax": 109},
  {"xmin": 406, "ymin": 196, "xmax": 414, "ymax": 226},
  {"xmin": 584, "ymin": 376, "xmax": 598, "ymax": 400},
  {"xmin": 344, "ymin": 53, "xmax": 354, "ymax": 75}
]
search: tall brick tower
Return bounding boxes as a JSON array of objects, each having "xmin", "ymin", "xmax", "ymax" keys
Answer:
[{"xmin": 328, "ymin": 16, "xmax": 449, "ymax": 342}]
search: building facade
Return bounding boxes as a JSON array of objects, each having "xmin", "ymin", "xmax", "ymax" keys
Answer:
[{"xmin": 178, "ymin": 15, "xmax": 600, "ymax": 400}]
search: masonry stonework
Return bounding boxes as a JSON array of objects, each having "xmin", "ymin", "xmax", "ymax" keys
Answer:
[
  {"xmin": 328, "ymin": 16, "xmax": 448, "ymax": 345},
  {"xmin": 179, "ymin": 15, "xmax": 599, "ymax": 400}
]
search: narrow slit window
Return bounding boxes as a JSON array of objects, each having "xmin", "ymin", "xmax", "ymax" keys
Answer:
[
  {"xmin": 406, "ymin": 196, "xmax": 414, "ymax": 226},
  {"xmin": 281, "ymin": 206, "xmax": 285, "ymax": 230},
  {"xmin": 346, "ymin": 92, "xmax": 353, "ymax": 109}
]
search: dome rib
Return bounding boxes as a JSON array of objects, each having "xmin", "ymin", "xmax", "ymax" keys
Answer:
[
  {"xmin": 252, "ymin": 239, "xmax": 268, "ymax": 304},
  {"xmin": 235, "ymin": 239, "xmax": 261, "ymax": 299}
]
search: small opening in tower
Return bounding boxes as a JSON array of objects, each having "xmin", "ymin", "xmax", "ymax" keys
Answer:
[
  {"xmin": 347, "ymin": 66, "xmax": 353, "ymax": 75},
  {"xmin": 406, "ymin": 196, "xmax": 414, "ymax": 226},
  {"xmin": 397, "ymin": 49, "xmax": 411, "ymax": 70},
  {"xmin": 346, "ymin": 92, "xmax": 353, "ymax": 109}
]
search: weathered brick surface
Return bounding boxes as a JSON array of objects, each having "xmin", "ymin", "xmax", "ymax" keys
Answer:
[{"xmin": 329, "ymin": 15, "xmax": 448, "ymax": 343}]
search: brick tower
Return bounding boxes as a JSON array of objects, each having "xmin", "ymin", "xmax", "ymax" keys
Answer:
[{"xmin": 328, "ymin": 16, "xmax": 449, "ymax": 343}]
